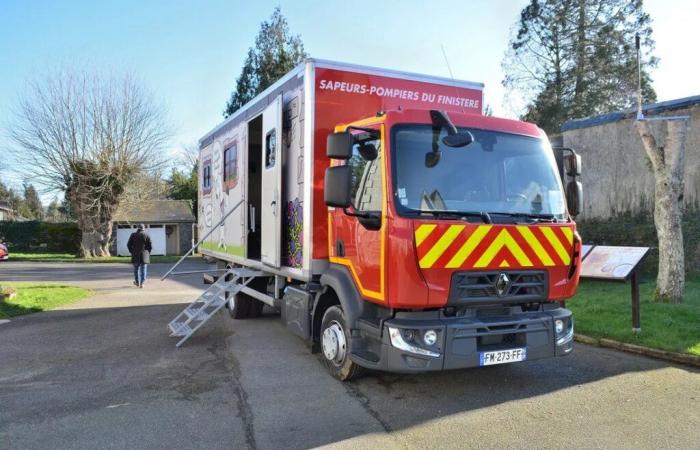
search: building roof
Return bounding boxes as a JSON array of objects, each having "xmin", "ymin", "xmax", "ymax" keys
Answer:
[
  {"xmin": 113, "ymin": 200, "xmax": 195, "ymax": 223},
  {"xmin": 561, "ymin": 95, "xmax": 700, "ymax": 132}
]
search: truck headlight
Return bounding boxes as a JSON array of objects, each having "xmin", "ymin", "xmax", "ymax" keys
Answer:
[
  {"xmin": 423, "ymin": 329, "xmax": 438, "ymax": 346},
  {"xmin": 388, "ymin": 327, "xmax": 440, "ymax": 358},
  {"xmin": 555, "ymin": 318, "xmax": 574, "ymax": 346},
  {"xmin": 555, "ymin": 319, "xmax": 564, "ymax": 334}
]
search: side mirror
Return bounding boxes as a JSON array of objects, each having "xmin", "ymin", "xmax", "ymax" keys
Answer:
[
  {"xmin": 565, "ymin": 153, "xmax": 582, "ymax": 177},
  {"xmin": 553, "ymin": 147, "xmax": 581, "ymax": 179},
  {"xmin": 566, "ymin": 180, "xmax": 583, "ymax": 217},
  {"xmin": 425, "ymin": 151, "xmax": 441, "ymax": 168},
  {"xmin": 442, "ymin": 130, "xmax": 474, "ymax": 148},
  {"xmin": 324, "ymin": 165, "xmax": 352, "ymax": 207},
  {"xmin": 327, "ymin": 132, "xmax": 353, "ymax": 160}
]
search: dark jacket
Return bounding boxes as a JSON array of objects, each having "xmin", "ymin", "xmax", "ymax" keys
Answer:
[{"xmin": 127, "ymin": 229, "xmax": 153, "ymax": 265}]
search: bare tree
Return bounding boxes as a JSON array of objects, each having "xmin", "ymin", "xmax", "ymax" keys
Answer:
[
  {"xmin": 122, "ymin": 168, "xmax": 169, "ymax": 203},
  {"xmin": 179, "ymin": 143, "xmax": 200, "ymax": 169},
  {"xmin": 635, "ymin": 118, "xmax": 689, "ymax": 303},
  {"xmin": 8, "ymin": 70, "xmax": 171, "ymax": 257}
]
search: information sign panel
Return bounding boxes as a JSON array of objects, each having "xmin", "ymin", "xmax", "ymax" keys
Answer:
[
  {"xmin": 580, "ymin": 246, "xmax": 649, "ymax": 280},
  {"xmin": 581, "ymin": 244, "xmax": 593, "ymax": 260}
]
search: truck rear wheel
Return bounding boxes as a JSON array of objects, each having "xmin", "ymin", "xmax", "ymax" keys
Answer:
[
  {"xmin": 320, "ymin": 306, "xmax": 363, "ymax": 381},
  {"xmin": 246, "ymin": 295, "xmax": 264, "ymax": 318},
  {"xmin": 227, "ymin": 292, "xmax": 252, "ymax": 319},
  {"xmin": 227, "ymin": 277, "xmax": 266, "ymax": 319}
]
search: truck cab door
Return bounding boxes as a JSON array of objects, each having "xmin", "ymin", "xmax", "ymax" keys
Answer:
[
  {"xmin": 329, "ymin": 125, "xmax": 385, "ymax": 302},
  {"xmin": 260, "ymin": 94, "xmax": 283, "ymax": 267}
]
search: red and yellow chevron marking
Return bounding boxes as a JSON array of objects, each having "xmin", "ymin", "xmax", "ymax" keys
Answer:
[{"xmin": 414, "ymin": 223, "xmax": 574, "ymax": 270}]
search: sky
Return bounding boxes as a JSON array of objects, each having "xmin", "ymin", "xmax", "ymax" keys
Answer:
[{"xmin": 1, "ymin": 0, "xmax": 698, "ymax": 200}]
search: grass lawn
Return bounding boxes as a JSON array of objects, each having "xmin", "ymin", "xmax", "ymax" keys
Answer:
[
  {"xmin": 569, "ymin": 276, "xmax": 700, "ymax": 356},
  {"xmin": 8, "ymin": 252, "xmax": 190, "ymax": 264},
  {"xmin": 0, "ymin": 282, "xmax": 91, "ymax": 319}
]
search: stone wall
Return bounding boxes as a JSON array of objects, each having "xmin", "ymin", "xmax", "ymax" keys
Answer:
[
  {"xmin": 178, "ymin": 223, "xmax": 193, "ymax": 255},
  {"xmin": 562, "ymin": 105, "xmax": 700, "ymax": 220}
]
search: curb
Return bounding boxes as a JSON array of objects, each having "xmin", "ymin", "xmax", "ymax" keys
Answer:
[{"xmin": 575, "ymin": 334, "xmax": 700, "ymax": 369}]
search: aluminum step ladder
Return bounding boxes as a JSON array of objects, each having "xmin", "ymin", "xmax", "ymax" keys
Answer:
[{"xmin": 168, "ymin": 267, "xmax": 262, "ymax": 348}]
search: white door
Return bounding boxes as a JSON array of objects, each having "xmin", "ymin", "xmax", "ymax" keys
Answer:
[
  {"xmin": 147, "ymin": 226, "xmax": 166, "ymax": 256},
  {"xmin": 116, "ymin": 226, "xmax": 166, "ymax": 256},
  {"xmin": 117, "ymin": 227, "xmax": 134, "ymax": 256},
  {"xmin": 260, "ymin": 95, "xmax": 283, "ymax": 267}
]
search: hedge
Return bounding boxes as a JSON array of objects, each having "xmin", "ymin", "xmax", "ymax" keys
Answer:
[
  {"xmin": 577, "ymin": 212, "xmax": 700, "ymax": 276},
  {"xmin": 0, "ymin": 221, "xmax": 81, "ymax": 253}
]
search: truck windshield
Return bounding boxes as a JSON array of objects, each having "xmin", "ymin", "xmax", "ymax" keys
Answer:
[{"xmin": 391, "ymin": 125, "xmax": 567, "ymax": 220}]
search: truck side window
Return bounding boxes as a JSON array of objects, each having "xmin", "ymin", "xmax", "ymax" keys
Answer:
[
  {"xmin": 349, "ymin": 139, "xmax": 382, "ymax": 212},
  {"xmin": 265, "ymin": 130, "xmax": 276, "ymax": 169},
  {"xmin": 223, "ymin": 144, "xmax": 238, "ymax": 187},
  {"xmin": 202, "ymin": 159, "xmax": 212, "ymax": 194}
]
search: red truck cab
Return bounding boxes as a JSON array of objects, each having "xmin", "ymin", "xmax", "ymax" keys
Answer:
[{"xmin": 320, "ymin": 108, "xmax": 582, "ymax": 378}]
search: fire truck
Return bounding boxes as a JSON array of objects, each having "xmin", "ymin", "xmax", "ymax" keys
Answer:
[{"xmin": 179, "ymin": 59, "xmax": 583, "ymax": 380}]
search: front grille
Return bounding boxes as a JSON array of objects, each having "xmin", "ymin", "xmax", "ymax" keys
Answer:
[{"xmin": 449, "ymin": 270, "xmax": 547, "ymax": 304}]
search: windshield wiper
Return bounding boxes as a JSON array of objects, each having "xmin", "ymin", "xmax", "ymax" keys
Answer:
[
  {"xmin": 489, "ymin": 212, "xmax": 557, "ymax": 223},
  {"xmin": 418, "ymin": 210, "xmax": 493, "ymax": 224}
]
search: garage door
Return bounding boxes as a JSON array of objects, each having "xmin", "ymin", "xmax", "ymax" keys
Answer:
[{"xmin": 116, "ymin": 226, "xmax": 166, "ymax": 256}]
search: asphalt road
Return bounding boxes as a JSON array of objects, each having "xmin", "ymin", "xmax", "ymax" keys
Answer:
[{"xmin": 0, "ymin": 261, "xmax": 698, "ymax": 449}]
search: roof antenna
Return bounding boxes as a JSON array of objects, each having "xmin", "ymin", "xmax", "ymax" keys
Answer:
[
  {"xmin": 440, "ymin": 44, "xmax": 466, "ymax": 114},
  {"xmin": 635, "ymin": 33, "xmax": 644, "ymax": 120}
]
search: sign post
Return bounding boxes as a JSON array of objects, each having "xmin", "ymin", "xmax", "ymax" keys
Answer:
[
  {"xmin": 580, "ymin": 245, "xmax": 650, "ymax": 333},
  {"xmin": 631, "ymin": 271, "xmax": 641, "ymax": 332}
]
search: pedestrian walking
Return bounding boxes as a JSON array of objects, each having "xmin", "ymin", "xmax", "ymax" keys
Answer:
[{"xmin": 127, "ymin": 224, "xmax": 152, "ymax": 288}]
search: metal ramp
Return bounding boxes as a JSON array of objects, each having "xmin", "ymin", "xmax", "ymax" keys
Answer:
[{"xmin": 168, "ymin": 267, "xmax": 262, "ymax": 347}]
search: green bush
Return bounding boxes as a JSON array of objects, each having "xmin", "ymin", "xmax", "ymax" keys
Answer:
[
  {"xmin": 577, "ymin": 212, "xmax": 700, "ymax": 275},
  {"xmin": 0, "ymin": 221, "xmax": 81, "ymax": 253}
]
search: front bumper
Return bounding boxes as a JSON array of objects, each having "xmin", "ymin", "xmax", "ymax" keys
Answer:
[{"xmin": 351, "ymin": 306, "xmax": 573, "ymax": 373}]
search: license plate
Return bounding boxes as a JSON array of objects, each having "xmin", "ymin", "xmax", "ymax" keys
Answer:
[{"xmin": 479, "ymin": 348, "xmax": 527, "ymax": 366}]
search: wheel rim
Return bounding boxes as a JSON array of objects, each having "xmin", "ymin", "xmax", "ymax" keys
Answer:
[
  {"xmin": 322, "ymin": 320, "xmax": 346, "ymax": 365},
  {"xmin": 226, "ymin": 264, "xmax": 235, "ymax": 311},
  {"xmin": 227, "ymin": 292, "xmax": 235, "ymax": 310}
]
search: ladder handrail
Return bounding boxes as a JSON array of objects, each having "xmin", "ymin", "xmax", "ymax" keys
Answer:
[
  {"xmin": 161, "ymin": 199, "xmax": 244, "ymax": 281},
  {"xmin": 168, "ymin": 268, "xmax": 229, "ymax": 277}
]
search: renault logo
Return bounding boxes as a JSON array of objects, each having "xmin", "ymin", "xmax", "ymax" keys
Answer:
[{"xmin": 495, "ymin": 273, "xmax": 511, "ymax": 297}]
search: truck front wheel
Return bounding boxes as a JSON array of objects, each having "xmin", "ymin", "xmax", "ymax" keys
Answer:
[{"xmin": 320, "ymin": 306, "xmax": 363, "ymax": 381}]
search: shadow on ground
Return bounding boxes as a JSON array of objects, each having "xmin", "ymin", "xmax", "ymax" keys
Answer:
[{"xmin": 0, "ymin": 302, "xmax": 253, "ymax": 450}]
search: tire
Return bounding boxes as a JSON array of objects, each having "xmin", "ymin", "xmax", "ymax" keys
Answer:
[
  {"xmin": 227, "ymin": 291, "xmax": 252, "ymax": 319},
  {"xmin": 320, "ymin": 306, "xmax": 364, "ymax": 381},
  {"xmin": 247, "ymin": 297, "xmax": 265, "ymax": 318},
  {"xmin": 227, "ymin": 277, "xmax": 267, "ymax": 319}
]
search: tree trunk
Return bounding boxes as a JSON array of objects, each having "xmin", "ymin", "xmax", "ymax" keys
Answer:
[
  {"xmin": 572, "ymin": 0, "xmax": 587, "ymax": 115},
  {"xmin": 635, "ymin": 119, "xmax": 688, "ymax": 303},
  {"xmin": 69, "ymin": 185, "xmax": 119, "ymax": 258},
  {"xmin": 79, "ymin": 224, "xmax": 112, "ymax": 258}
]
